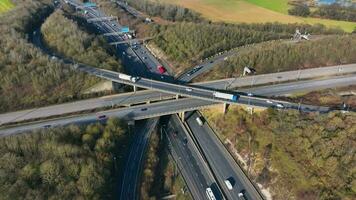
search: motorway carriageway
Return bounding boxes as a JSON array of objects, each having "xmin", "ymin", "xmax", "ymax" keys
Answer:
[{"xmin": 2, "ymin": 74, "xmax": 352, "ymax": 126}]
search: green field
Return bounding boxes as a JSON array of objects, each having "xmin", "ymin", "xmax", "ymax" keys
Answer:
[
  {"xmin": 0, "ymin": 0, "xmax": 14, "ymax": 13},
  {"xmin": 160, "ymin": 0, "xmax": 356, "ymax": 32},
  {"xmin": 245, "ymin": 0, "xmax": 290, "ymax": 14}
]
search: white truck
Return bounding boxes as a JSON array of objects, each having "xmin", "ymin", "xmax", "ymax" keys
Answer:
[
  {"xmin": 213, "ymin": 92, "xmax": 238, "ymax": 101},
  {"xmin": 118, "ymin": 74, "xmax": 139, "ymax": 83},
  {"xmin": 205, "ymin": 187, "xmax": 216, "ymax": 200},
  {"xmin": 196, "ymin": 117, "xmax": 204, "ymax": 126}
]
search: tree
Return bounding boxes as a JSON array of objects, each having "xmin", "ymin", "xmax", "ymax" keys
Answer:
[{"xmin": 288, "ymin": 4, "xmax": 310, "ymax": 17}]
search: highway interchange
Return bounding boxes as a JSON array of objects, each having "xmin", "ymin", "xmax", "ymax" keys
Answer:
[{"xmin": 1, "ymin": 0, "xmax": 355, "ymax": 200}]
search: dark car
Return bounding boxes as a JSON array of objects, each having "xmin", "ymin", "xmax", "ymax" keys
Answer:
[
  {"xmin": 43, "ymin": 125, "xmax": 51, "ymax": 128},
  {"xmin": 183, "ymin": 137, "xmax": 188, "ymax": 145},
  {"xmin": 97, "ymin": 115, "xmax": 107, "ymax": 120},
  {"xmin": 173, "ymin": 131, "xmax": 178, "ymax": 137},
  {"xmin": 141, "ymin": 108, "xmax": 148, "ymax": 111}
]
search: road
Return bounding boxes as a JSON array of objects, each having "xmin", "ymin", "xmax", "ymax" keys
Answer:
[
  {"xmin": 195, "ymin": 63, "xmax": 356, "ymax": 90},
  {"xmin": 185, "ymin": 111, "xmax": 262, "ymax": 200},
  {"xmin": 162, "ymin": 115, "xmax": 223, "ymax": 200},
  {"xmin": 1, "ymin": 74, "xmax": 354, "ymax": 125},
  {"xmin": 22, "ymin": 2, "xmax": 354, "ymax": 199},
  {"xmin": 120, "ymin": 118, "xmax": 158, "ymax": 200}
]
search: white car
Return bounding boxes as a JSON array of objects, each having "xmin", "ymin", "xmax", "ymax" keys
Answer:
[
  {"xmin": 266, "ymin": 100, "xmax": 273, "ymax": 104},
  {"xmin": 238, "ymin": 190, "xmax": 246, "ymax": 199},
  {"xmin": 276, "ymin": 103, "xmax": 284, "ymax": 108},
  {"xmin": 185, "ymin": 88, "xmax": 193, "ymax": 92},
  {"xmin": 224, "ymin": 179, "xmax": 233, "ymax": 190},
  {"xmin": 247, "ymin": 93, "xmax": 253, "ymax": 97}
]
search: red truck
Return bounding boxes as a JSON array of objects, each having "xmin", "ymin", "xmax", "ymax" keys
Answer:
[{"xmin": 157, "ymin": 65, "xmax": 166, "ymax": 74}]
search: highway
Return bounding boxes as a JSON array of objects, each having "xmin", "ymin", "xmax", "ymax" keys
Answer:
[
  {"xmin": 63, "ymin": 2, "xmax": 224, "ymax": 200},
  {"xmin": 22, "ymin": 2, "xmax": 354, "ymax": 200},
  {"xmin": 120, "ymin": 118, "xmax": 159, "ymax": 200},
  {"xmin": 186, "ymin": 111, "xmax": 262, "ymax": 200},
  {"xmin": 1, "ymin": 74, "xmax": 354, "ymax": 125},
  {"xmin": 163, "ymin": 115, "xmax": 223, "ymax": 200},
  {"xmin": 195, "ymin": 63, "xmax": 356, "ymax": 90}
]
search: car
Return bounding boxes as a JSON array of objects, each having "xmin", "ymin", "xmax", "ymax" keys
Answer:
[
  {"xmin": 194, "ymin": 65, "xmax": 202, "ymax": 70},
  {"xmin": 157, "ymin": 65, "xmax": 166, "ymax": 74},
  {"xmin": 143, "ymin": 56, "xmax": 147, "ymax": 59},
  {"xmin": 51, "ymin": 56, "xmax": 57, "ymax": 60},
  {"xmin": 247, "ymin": 93, "xmax": 253, "ymax": 97},
  {"xmin": 122, "ymin": 52, "xmax": 126, "ymax": 55},
  {"xmin": 276, "ymin": 103, "xmax": 284, "ymax": 108},
  {"xmin": 141, "ymin": 108, "xmax": 148, "ymax": 111},
  {"xmin": 187, "ymin": 73, "xmax": 192, "ymax": 76},
  {"xmin": 43, "ymin": 125, "xmax": 51, "ymax": 128},
  {"xmin": 97, "ymin": 115, "xmax": 107, "ymax": 120},
  {"xmin": 210, "ymin": 60, "xmax": 214, "ymax": 63},
  {"xmin": 266, "ymin": 100, "xmax": 273, "ymax": 104},
  {"xmin": 224, "ymin": 179, "xmax": 233, "ymax": 190},
  {"xmin": 185, "ymin": 88, "xmax": 193, "ymax": 92},
  {"xmin": 112, "ymin": 23, "xmax": 116, "ymax": 26},
  {"xmin": 183, "ymin": 137, "xmax": 188, "ymax": 145},
  {"xmin": 238, "ymin": 189, "xmax": 247, "ymax": 199},
  {"xmin": 172, "ymin": 131, "xmax": 178, "ymax": 137}
]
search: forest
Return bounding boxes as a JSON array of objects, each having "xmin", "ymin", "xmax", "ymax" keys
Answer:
[
  {"xmin": 198, "ymin": 34, "xmax": 356, "ymax": 81},
  {"xmin": 123, "ymin": 0, "xmax": 202, "ymax": 22},
  {"xmin": 203, "ymin": 107, "xmax": 355, "ymax": 200},
  {"xmin": 0, "ymin": 118, "xmax": 132, "ymax": 199},
  {"xmin": 0, "ymin": 0, "xmax": 123, "ymax": 113},
  {"xmin": 313, "ymin": 4, "xmax": 356, "ymax": 22},
  {"xmin": 289, "ymin": 3, "xmax": 356, "ymax": 22},
  {"xmin": 41, "ymin": 10, "xmax": 123, "ymax": 72},
  {"xmin": 149, "ymin": 22, "xmax": 344, "ymax": 73}
]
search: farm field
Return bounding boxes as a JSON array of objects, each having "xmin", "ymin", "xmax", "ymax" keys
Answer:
[
  {"xmin": 160, "ymin": 0, "xmax": 356, "ymax": 32},
  {"xmin": 0, "ymin": 0, "xmax": 14, "ymax": 13}
]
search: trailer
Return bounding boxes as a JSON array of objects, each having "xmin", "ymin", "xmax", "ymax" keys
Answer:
[
  {"xmin": 213, "ymin": 92, "xmax": 238, "ymax": 101},
  {"xmin": 118, "ymin": 74, "xmax": 139, "ymax": 82}
]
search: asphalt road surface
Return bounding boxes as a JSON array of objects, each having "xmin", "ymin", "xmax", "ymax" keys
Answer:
[
  {"xmin": 186, "ymin": 111, "xmax": 262, "ymax": 200},
  {"xmin": 119, "ymin": 118, "xmax": 159, "ymax": 200},
  {"xmin": 163, "ymin": 115, "xmax": 223, "ymax": 200},
  {"xmin": 1, "ymin": 74, "xmax": 354, "ymax": 125}
]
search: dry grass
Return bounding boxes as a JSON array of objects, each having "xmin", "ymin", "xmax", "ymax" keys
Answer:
[{"xmin": 158, "ymin": 0, "xmax": 356, "ymax": 32}]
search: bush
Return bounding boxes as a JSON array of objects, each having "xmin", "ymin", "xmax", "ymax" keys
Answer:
[
  {"xmin": 312, "ymin": 4, "xmax": 356, "ymax": 22},
  {"xmin": 288, "ymin": 4, "xmax": 310, "ymax": 17}
]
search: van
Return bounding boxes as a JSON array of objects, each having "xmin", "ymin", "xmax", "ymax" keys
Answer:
[
  {"xmin": 224, "ymin": 179, "xmax": 233, "ymax": 190},
  {"xmin": 196, "ymin": 117, "xmax": 203, "ymax": 126}
]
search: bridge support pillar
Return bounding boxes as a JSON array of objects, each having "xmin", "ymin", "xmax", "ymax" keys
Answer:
[
  {"xmin": 179, "ymin": 112, "xmax": 185, "ymax": 121},
  {"xmin": 176, "ymin": 94, "xmax": 179, "ymax": 99},
  {"xmin": 222, "ymin": 103, "xmax": 229, "ymax": 114},
  {"xmin": 112, "ymin": 82, "xmax": 125, "ymax": 92},
  {"xmin": 133, "ymin": 85, "xmax": 137, "ymax": 92}
]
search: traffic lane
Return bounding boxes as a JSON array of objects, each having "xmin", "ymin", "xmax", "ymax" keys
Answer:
[
  {"xmin": 85, "ymin": 7, "xmax": 164, "ymax": 76},
  {"xmin": 165, "ymin": 115, "xmax": 216, "ymax": 200},
  {"xmin": 120, "ymin": 118, "xmax": 159, "ymax": 200},
  {"xmin": 65, "ymin": 65, "xmax": 333, "ymax": 113},
  {"xmin": 179, "ymin": 51, "xmax": 234, "ymax": 82},
  {"xmin": 2, "ymin": 69, "xmax": 352, "ymax": 125},
  {"xmin": 0, "ymin": 98, "xmax": 218, "ymax": 136},
  {"xmin": 196, "ymin": 64, "xmax": 356, "ymax": 90},
  {"xmin": 246, "ymin": 74, "xmax": 356, "ymax": 96},
  {"xmin": 187, "ymin": 112, "xmax": 263, "ymax": 200},
  {"xmin": 186, "ymin": 112, "xmax": 239, "ymax": 200}
]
